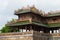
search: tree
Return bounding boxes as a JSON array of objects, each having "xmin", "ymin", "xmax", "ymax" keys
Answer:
[
  {"xmin": 1, "ymin": 25, "xmax": 19, "ymax": 33},
  {"xmin": 1, "ymin": 25, "xmax": 11, "ymax": 33},
  {"xmin": 1, "ymin": 19, "xmax": 19, "ymax": 33}
]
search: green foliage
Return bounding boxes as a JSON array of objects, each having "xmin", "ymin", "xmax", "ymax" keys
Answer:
[
  {"xmin": 1, "ymin": 19, "xmax": 19, "ymax": 33},
  {"xmin": 1, "ymin": 25, "xmax": 19, "ymax": 33},
  {"xmin": 1, "ymin": 25, "xmax": 11, "ymax": 33}
]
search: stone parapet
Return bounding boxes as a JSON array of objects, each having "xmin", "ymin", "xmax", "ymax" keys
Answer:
[
  {"xmin": 0, "ymin": 31, "xmax": 60, "ymax": 40},
  {"xmin": 0, "ymin": 31, "xmax": 33, "ymax": 40}
]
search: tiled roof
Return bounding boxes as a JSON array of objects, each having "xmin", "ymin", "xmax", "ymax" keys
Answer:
[
  {"xmin": 46, "ymin": 23, "xmax": 60, "ymax": 27},
  {"xmin": 46, "ymin": 12, "xmax": 60, "ymax": 17},
  {"xmin": 15, "ymin": 10, "xmax": 60, "ymax": 17},
  {"xmin": 6, "ymin": 20, "xmax": 60, "ymax": 28},
  {"xmin": 15, "ymin": 10, "xmax": 30, "ymax": 14},
  {"xmin": 14, "ymin": 6, "xmax": 45, "ymax": 16},
  {"xmin": 6, "ymin": 20, "xmax": 30, "ymax": 26},
  {"xmin": 6, "ymin": 20, "xmax": 47, "ymax": 27},
  {"xmin": 32, "ymin": 22, "xmax": 47, "ymax": 27}
]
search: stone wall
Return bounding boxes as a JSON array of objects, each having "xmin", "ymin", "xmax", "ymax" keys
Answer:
[
  {"xmin": 0, "ymin": 31, "xmax": 60, "ymax": 40},
  {"xmin": 0, "ymin": 31, "xmax": 33, "ymax": 40},
  {"xmin": 0, "ymin": 35, "xmax": 33, "ymax": 40},
  {"xmin": 33, "ymin": 31, "xmax": 49, "ymax": 40},
  {"xmin": 33, "ymin": 31, "xmax": 60, "ymax": 40}
]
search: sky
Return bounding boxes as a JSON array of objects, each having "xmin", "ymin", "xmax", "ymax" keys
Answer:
[{"xmin": 0, "ymin": 0, "xmax": 60, "ymax": 29}]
